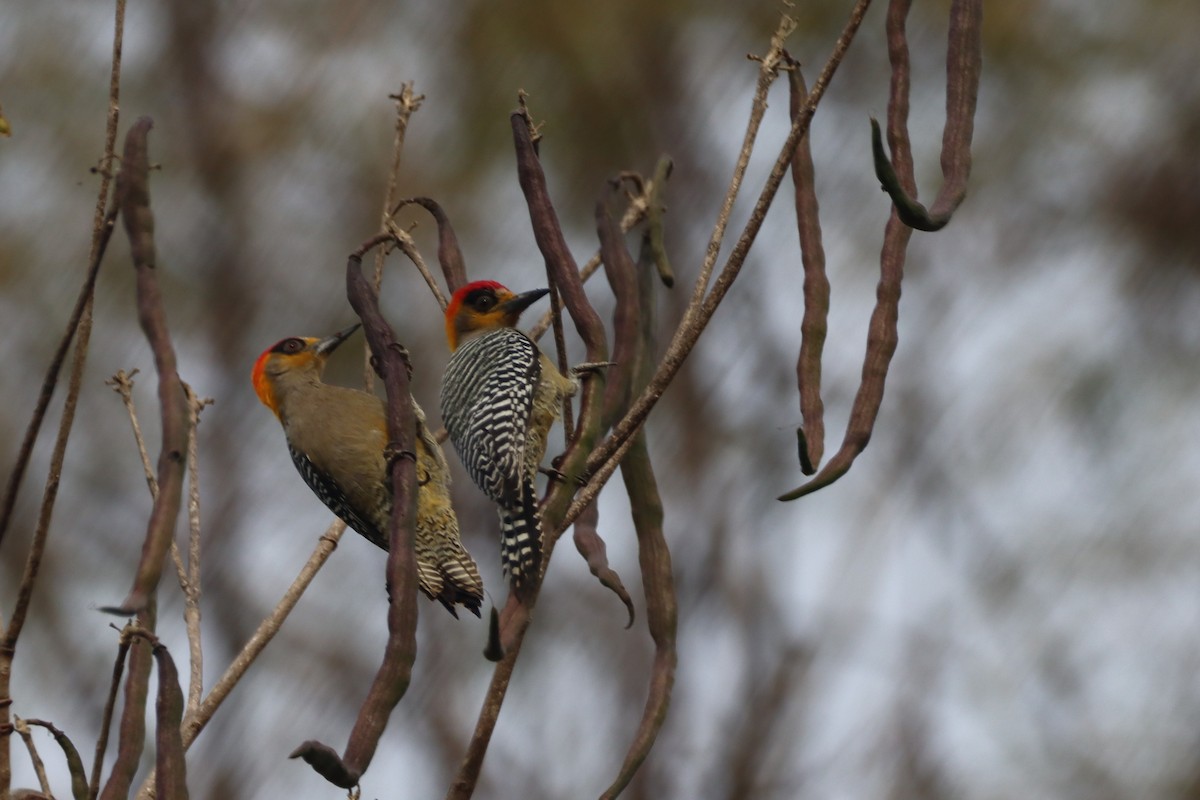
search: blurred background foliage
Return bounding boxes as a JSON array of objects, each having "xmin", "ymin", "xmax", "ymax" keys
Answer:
[{"xmin": 2, "ymin": 1, "xmax": 1199, "ymax": 798}]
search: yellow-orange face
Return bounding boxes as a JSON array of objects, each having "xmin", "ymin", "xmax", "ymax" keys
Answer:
[
  {"xmin": 444, "ymin": 280, "xmax": 549, "ymax": 350},
  {"xmin": 251, "ymin": 324, "xmax": 360, "ymax": 416},
  {"xmin": 251, "ymin": 337, "xmax": 321, "ymax": 417}
]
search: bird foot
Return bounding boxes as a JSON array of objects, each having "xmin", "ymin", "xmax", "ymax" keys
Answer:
[
  {"xmin": 571, "ymin": 360, "xmax": 615, "ymax": 377},
  {"xmin": 539, "ymin": 465, "xmax": 586, "ymax": 486}
]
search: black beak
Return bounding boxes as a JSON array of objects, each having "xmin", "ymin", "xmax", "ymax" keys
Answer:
[
  {"xmin": 499, "ymin": 288, "xmax": 550, "ymax": 317},
  {"xmin": 315, "ymin": 323, "xmax": 361, "ymax": 355}
]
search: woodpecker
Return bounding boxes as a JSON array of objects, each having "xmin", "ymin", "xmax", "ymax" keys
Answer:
[
  {"xmin": 252, "ymin": 324, "xmax": 483, "ymax": 617},
  {"xmin": 439, "ymin": 280, "xmax": 577, "ymax": 591}
]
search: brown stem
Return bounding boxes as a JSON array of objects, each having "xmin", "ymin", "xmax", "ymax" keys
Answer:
[
  {"xmin": 447, "ymin": 103, "xmax": 616, "ymax": 800},
  {"xmin": 89, "ymin": 631, "xmax": 131, "ymax": 800},
  {"xmin": 600, "ymin": 230, "xmax": 675, "ymax": 798},
  {"xmin": 98, "ymin": 606, "xmax": 156, "ymax": 800},
  {"xmin": 289, "ymin": 234, "xmax": 420, "ymax": 788},
  {"xmin": 0, "ymin": 0, "xmax": 124, "ymax": 554},
  {"xmin": 582, "ymin": 0, "xmax": 871, "ymax": 498},
  {"xmin": 0, "ymin": 3, "xmax": 126, "ymax": 781},
  {"xmin": 364, "ymin": 83, "xmax": 425, "ymax": 390},
  {"xmin": 510, "ymin": 110, "xmax": 608, "ymax": 360},
  {"xmin": 787, "ymin": 58, "xmax": 830, "ymax": 474},
  {"xmin": 395, "ymin": 197, "xmax": 469, "ymax": 295},
  {"xmin": 598, "ymin": 190, "xmax": 640, "ymax": 428},
  {"xmin": 148, "ymin": 640, "xmax": 188, "ymax": 799},
  {"xmin": 105, "ymin": 117, "xmax": 190, "ymax": 615},
  {"xmin": 778, "ymin": 0, "xmax": 923, "ymax": 501}
]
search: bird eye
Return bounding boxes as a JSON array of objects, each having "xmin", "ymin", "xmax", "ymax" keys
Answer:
[
  {"xmin": 469, "ymin": 290, "xmax": 497, "ymax": 311},
  {"xmin": 284, "ymin": 338, "xmax": 303, "ymax": 354}
]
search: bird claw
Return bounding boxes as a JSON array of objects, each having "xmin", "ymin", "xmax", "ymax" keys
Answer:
[
  {"xmin": 383, "ymin": 445, "xmax": 417, "ymax": 469},
  {"xmin": 571, "ymin": 360, "xmax": 615, "ymax": 377},
  {"xmin": 539, "ymin": 465, "xmax": 586, "ymax": 486}
]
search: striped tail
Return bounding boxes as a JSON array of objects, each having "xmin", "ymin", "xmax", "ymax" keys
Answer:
[{"xmin": 498, "ymin": 476, "xmax": 543, "ymax": 589}]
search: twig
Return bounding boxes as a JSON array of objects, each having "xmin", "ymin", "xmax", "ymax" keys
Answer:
[
  {"xmin": 106, "ymin": 371, "xmax": 187, "ymax": 590},
  {"xmin": 365, "ymin": 83, "xmax": 425, "ymax": 390},
  {"xmin": 12, "ymin": 718, "xmax": 52, "ymax": 797},
  {"xmin": 0, "ymin": 2, "xmax": 125, "ymax": 788},
  {"xmin": 582, "ymin": 0, "xmax": 872, "ymax": 501},
  {"xmin": 0, "ymin": 0, "xmax": 124, "ymax": 553},
  {"xmin": 548, "ymin": 282, "xmax": 574, "ymax": 438},
  {"xmin": 23, "ymin": 719, "xmax": 88, "ymax": 800},
  {"xmin": 181, "ymin": 385, "xmax": 210, "ymax": 718},
  {"xmin": 386, "ymin": 219, "xmax": 448, "ymax": 309},
  {"xmin": 107, "ymin": 372, "xmax": 208, "ymax": 718},
  {"xmin": 89, "ymin": 629, "xmax": 132, "ymax": 800},
  {"xmin": 133, "ymin": 521, "xmax": 347, "ymax": 800}
]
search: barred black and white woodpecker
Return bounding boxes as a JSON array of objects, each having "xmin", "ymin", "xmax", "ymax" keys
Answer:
[
  {"xmin": 252, "ymin": 324, "xmax": 484, "ymax": 617},
  {"xmin": 439, "ymin": 281, "xmax": 577, "ymax": 590}
]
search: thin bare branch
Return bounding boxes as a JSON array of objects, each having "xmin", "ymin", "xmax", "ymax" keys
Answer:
[
  {"xmin": 12, "ymin": 718, "xmax": 52, "ymax": 797},
  {"xmin": 364, "ymin": 83, "xmax": 425, "ymax": 390},
  {"xmin": 0, "ymin": 0, "xmax": 126, "ymax": 778},
  {"xmin": 387, "ymin": 220, "xmax": 449, "ymax": 309},
  {"xmin": 581, "ymin": 0, "xmax": 872, "ymax": 506},
  {"xmin": 23, "ymin": 719, "xmax": 87, "ymax": 800},
  {"xmin": 133, "ymin": 520, "xmax": 348, "ymax": 798},
  {"xmin": 89, "ymin": 630, "xmax": 132, "ymax": 800},
  {"xmin": 107, "ymin": 370, "xmax": 186, "ymax": 589},
  {"xmin": 0, "ymin": 0, "xmax": 124, "ymax": 553},
  {"xmin": 107, "ymin": 372, "xmax": 208, "ymax": 718},
  {"xmin": 181, "ymin": 385, "xmax": 210, "ymax": 718}
]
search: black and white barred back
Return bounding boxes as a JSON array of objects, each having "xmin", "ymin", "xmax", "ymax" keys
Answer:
[{"xmin": 440, "ymin": 327, "xmax": 543, "ymax": 586}]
